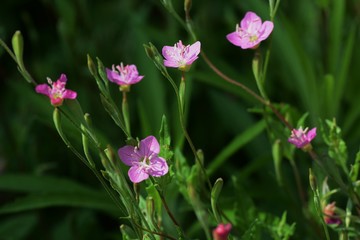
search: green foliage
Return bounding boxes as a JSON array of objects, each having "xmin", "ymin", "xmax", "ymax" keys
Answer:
[{"xmin": 1, "ymin": 0, "xmax": 360, "ymax": 239}]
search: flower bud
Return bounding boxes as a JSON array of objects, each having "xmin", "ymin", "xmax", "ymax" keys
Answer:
[{"xmin": 212, "ymin": 223, "xmax": 232, "ymax": 240}]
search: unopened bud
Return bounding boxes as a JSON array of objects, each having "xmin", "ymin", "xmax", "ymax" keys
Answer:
[
  {"xmin": 212, "ymin": 223, "xmax": 232, "ymax": 240},
  {"xmin": 309, "ymin": 168, "xmax": 317, "ymax": 191}
]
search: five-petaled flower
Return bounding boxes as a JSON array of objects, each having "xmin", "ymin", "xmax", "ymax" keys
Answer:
[
  {"xmin": 226, "ymin": 11, "xmax": 274, "ymax": 49},
  {"xmin": 106, "ymin": 63, "xmax": 144, "ymax": 89},
  {"xmin": 162, "ymin": 40, "xmax": 201, "ymax": 71},
  {"xmin": 288, "ymin": 127, "xmax": 316, "ymax": 149},
  {"xmin": 212, "ymin": 223, "xmax": 232, "ymax": 240},
  {"xmin": 323, "ymin": 202, "xmax": 341, "ymax": 225},
  {"xmin": 118, "ymin": 136, "xmax": 168, "ymax": 183},
  {"xmin": 35, "ymin": 74, "xmax": 77, "ymax": 107}
]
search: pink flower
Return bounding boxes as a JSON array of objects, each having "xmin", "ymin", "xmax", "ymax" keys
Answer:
[
  {"xmin": 118, "ymin": 136, "xmax": 168, "ymax": 183},
  {"xmin": 288, "ymin": 127, "xmax": 316, "ymax": 149},
  {"xmin": 35, "ymin": 74, "xmax": 77, "ymax": 107},
  {"xmin": 106, "ymin": 63, "xmax": 144, "ymax": 86},
  {"xmin": 162, "ymin": 40, "xmax": 201, "ymax": 71},
  {"xmin": 323, "ymin": 202, "xmax": 341, "ymax": 225},
  {"xmin": 226, "ymin": 11, "xmax": 274, "ymax": 49},
  {"xmin": 212, "ymin": 223, "xmax": 232, "ymax": 240}
]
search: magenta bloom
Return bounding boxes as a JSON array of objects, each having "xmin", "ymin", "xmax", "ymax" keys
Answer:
[
  {"xmin": 288, "ymin": 127, "xmax": 317, "ymax": 149},
  {"xmin": 106, "ymin": 63, "xmax": 144, "ymax": 86},
  {"xmin": 226, "ymin": 11, "xmax": 274, "ymax": 49},
  {"xmin": 118, "ymin": 136, "xmax": 168, "ymax": 183},
  {"xmin": 162, "ymin": 40, "xmax": 201, "ymax": 71},
  {"xmin": 212, "ymin": 223, "xmax": 232, "ymax": 240},
  {"xmin": 35, "ymin": 74, "xmax": 77, "ymax": 107}
]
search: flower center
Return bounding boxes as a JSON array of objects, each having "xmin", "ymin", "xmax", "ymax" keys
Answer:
[{"xmin": 249, "ymin": 35, "xmax": 258, "ymax": 42}]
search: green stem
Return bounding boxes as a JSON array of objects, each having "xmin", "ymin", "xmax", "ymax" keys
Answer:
[
  {"xmin": 289, "ymin": 158, "xmax": 306, "ymax": 207},
  {"xmin": 54, "ymin": 108, "xmax": 125, "ymax": 213},
  {"xmin": 122, "ymin": 91, "xmax": 132, "ymax": 136},
  {"xmin": 177, "ymin": 73, "xmax": 212, "ymax": 190},
  {"xmin": 0, "ymin": 38, "xmax": 17, "ymax": 63},
  {"xmin": 201, "ymin": 51, "xmax": 293, "ymax": 131}
]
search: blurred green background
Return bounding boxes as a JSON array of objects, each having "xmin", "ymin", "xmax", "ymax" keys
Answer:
[{"xmin": 1, "ymin": 0, "xmax": 360, "ymax": 239}]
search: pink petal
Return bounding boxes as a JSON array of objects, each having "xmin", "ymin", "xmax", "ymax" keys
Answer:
[
  {"xmin": 186, "ymin": 41, "xmax": 201, "ymax": 63},
  {"xmin": 106, "ymin": 68, "xmax": 121, "ymax": 83},
  {"xmin": 226, "ymin": 32, "xmax": 242, "ymax": 47},
  {"xmin": 162, "ymin": 46, "xmax": 174, "ymax": 61},
  {"xmin": 163, "ymin": 59, "xmax": 180, "ymax": 68},
  {"xmin": 59, "ymin": 74, "xmax": 67, "ymax": 82},
  {"xmin": 148, "ymin": 156, "xmax": 168, "ymax": 177},
  {"xmin": 241, "ymin": 11, "xmax": 261, "ymax": 30},
  {"xmin": 258, "ymin": 21, "xmax": 274, "ymax": 41},
  {"xmin": 63, "ymin": 90, "xmax": 77, "ymax": 99},
  {"xmin": 118, "ymin": 145, "xmax": 139, "ymax": 166},
  {"xmin": 241, "ymin": 39, "xmax": 259, "ymax": 49},
  {"xmin": 307, "ymin": 128, "xmax": 317, "ymax": 141},
  {"xmin": 128, "ymin": 166, "xmax": 149, "ymax": 183},
  {"xmin": 35, "ymin": 84, "xmax": 51, "ymax": 96},
  {"xmin": 139, "ymin": 136, "xmax": 160, "ymax": 156}
]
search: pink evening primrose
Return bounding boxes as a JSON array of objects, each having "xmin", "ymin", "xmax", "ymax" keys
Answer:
[
  {"xmin": 118, "ymin": 136, "xmax": 169, "ymax": 183},
  {"xmin": 106, "ymin": 63, "xmax": 144, "ymax": 86},
  {"xmin": 35, "ymin": 74, "xmax": 77, "ymax": 107},
  {"xmin": 288, "ymin": 127, "xmax": 317, "ymax": 149},
  {"xmin": 162, "ymin": 40, "xmax": 201, "ymax": 71},
  {"xmin": 212, "ymin": 223, "xmax": 232, "ymax": 240},
  {"xmin": 226, "ymin": 11, "xmax": 274, "ymax": 49}
]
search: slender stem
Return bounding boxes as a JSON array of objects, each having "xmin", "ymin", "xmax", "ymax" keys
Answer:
[
  {"xmin": 0, "ymin": 38, "xmax": 17, "ymax": 63},
  {"xmin": 177, "ymin": 73, "xmax": 212, "ymax": 190},
  {"xmin": 55, "ymin": 108, "xmax": 125, "ymax": 213},
  {"xmin": 132, "ymin": 221, "xmax": 177, "ymax": 240},
  {"xmin": 201, "ymin": 51, "xmax": 293, "ymax": 130},
  {"xmin": 159, "ymin": 191, "xmax": 180, "ymax": 227},
  {"xmin": 289, "ymin": 158, "xmax": 306, "ymax": 206},
  {"xmin": 122, "ymin": 91, "xmax": 131, "ymax": 136}
]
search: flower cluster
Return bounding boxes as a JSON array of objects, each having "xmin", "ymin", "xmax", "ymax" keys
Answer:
[
  {"xmin": 35, "ymin": 74, "xmax": 77, "ymax": 107},
  {"xmin": 227, "ymin": 11, "xmax": 274, "ymax": 49}
]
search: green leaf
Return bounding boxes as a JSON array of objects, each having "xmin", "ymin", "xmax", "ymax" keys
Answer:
[
  {"xmin": 211, "ymin": 178, "xmax": 223, "ymax": 223},
  {"xmin": 207, "ymin": 120, "xmax": 266, "ymax": 175},
  {"xmin": 0, "ymin": 213, "xmax": 38, "ymax": 240},
  {"xmin": 0, "ymin": 192, "xmax": 119, "ymax": 216},
  {"xmin": 11, "ymin": 31, "xmax": 24, "ymax": 70},
  {"xmin": 272, "ymin": 139, "xmax": 283, "ymax": 186},
  {"xmin": 350, "ymin": 150, "xmax": 360, "ymax": 182},
  {"xmin": 0, "ymin": 174, "xmax": 97, "ymax": 194},
  {"xmin": 159, "ymin": 115, "xmax": 173, "ymax": 160},
  {"xmin": 145, "ymin": 183, "xmax": 162, "ymax": 218}
]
